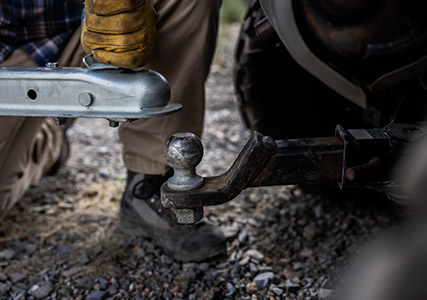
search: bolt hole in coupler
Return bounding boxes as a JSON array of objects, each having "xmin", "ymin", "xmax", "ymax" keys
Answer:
[{"xmin": 0, "ymin": 53, "xmax": 182, "ymax": 127}]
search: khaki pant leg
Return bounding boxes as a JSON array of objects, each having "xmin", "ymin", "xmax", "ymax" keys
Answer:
[
  {"xmin": 0, "ymin": 29, "xmax": 85, "ymax": 218},
  {"xmin": 119, "ymin": 0, "xmax": 222, "ymax": 174}
]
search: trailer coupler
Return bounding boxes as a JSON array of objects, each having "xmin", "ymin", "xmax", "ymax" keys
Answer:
[{"xmin": 0, "ymin": 54, "xmax": 181, "ymax": 127}]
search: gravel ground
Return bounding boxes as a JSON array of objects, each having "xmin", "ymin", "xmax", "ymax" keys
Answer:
[{"xmin": 0, "ymin": 24, "xmax": 404, "ymax": 300}]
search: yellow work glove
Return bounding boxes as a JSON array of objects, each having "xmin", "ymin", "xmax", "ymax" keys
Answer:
[{"xmin": 81, "ymin": 0, "xmax": 156, "ymax": 68}]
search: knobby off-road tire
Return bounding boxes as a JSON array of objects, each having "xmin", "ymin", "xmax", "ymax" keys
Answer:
[
  {"xmin": 234, "ymin": 0, "xmax": 372, "ymax": 139},
  {"xmin": 233, "ymin": 0, "xmax": 393, "ymax": 197}
]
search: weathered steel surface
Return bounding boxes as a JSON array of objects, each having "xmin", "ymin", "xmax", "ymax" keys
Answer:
[
  {"xmin": 162, "ymin": 124, "xmax": 427, "ymax": 211},
  {"xmin": 161, "ymin": 132, "xmax": 344, "ymax": 209}
]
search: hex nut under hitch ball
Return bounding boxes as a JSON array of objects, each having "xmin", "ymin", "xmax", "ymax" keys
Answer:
[{"xmin": 171, "ymin": 207, "xmax": 204, "ymax": 225}]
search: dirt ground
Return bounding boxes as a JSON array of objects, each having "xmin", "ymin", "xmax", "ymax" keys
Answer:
[{"xmin": 0, "ymin": 24, "xmax": 404, "ymax": 300}]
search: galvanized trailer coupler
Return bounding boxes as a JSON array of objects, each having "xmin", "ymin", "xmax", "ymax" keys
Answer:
[
  {"xmin": 0, "ymin": 55, "xmax": 182, "ymax": 127},
  {"xmin": 161, "ymin": 123, "xmax": 426, "ymax": 224}
]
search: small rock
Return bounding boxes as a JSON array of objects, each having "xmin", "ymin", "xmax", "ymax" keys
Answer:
[
  {"xmin": 173, "ymin": 270, "xmax": 196, "ymax": 285},
  {"xmin": 0, "ymin": 273, "xmax": 7, "ymax": 281},
  {"xmin": 57, "ymin": 244, "xmax": 71, "ymax": 258},
  {"xmin": 55, "ymin": 260, "xmax": 66, "ymax": 266},
  {"xmin": 221, "ymin": 226, "xmax": 240, "ymax": 239},
  {"xmin": 82, "ymin": 187, "xmax": 99, "ymax": 197},
  {"xmin": 247, "ymin": 218, "xmax": 259, "ymax": 227},
  {"xmin": 313, "ymin": 205, "xmax": 323, "ymax": 219},
  {"xmin": 15, "ymin": 282, "xmax": 27, "ymax": 290},
  {"xmin": 225, "ymin": 282, "xmax": 236, "ymax": 296},
  {"xmin": 132, "ymin": 245, "xmax": 145, "ymax": 259},
  {"xmin": 75, "ymin": 279, "xmax": 94, "ymax": 290},
  {"xmin": 299, "ymin": 248, "xmax": 313, "ymax": 258},
  {"xmin": 216, "ymin": 262, "xmax": 229, "ymax": 269},
  {"xmin": 0, "ymin": 282, "xmax": 9, "ymax": 294},
  {"xmin": 249, "ymin": 263, "xmax": 258, "ymax": 274},
  {"xmin": 303, "ymin": 223, "xmax": 316, "ymax": 241},
  {"xmin": 285, "ymin": 282, "xmax": 301, "ymax": 294},
  {"xmin": 246, "ymin": 282, "xmax": 257, "ymax": 294},
  {"xmin": 231, "ymin": 266, "xmax": 240, "ymax": 278},
  {"xmin": 253, "ymin": 272, "xmax": 275, "ymax": 289},
  {"xmin": 86, "ymin": 290, "xmax": 107, "ymax": 300},
  {"xmin": 199, "ymin": 262, "xmax": 210, "ymax": 272},
  {"xmin": 77, "ymin": 255, "xmax": 90, "ymax": 265},
  {"xmin": 293, "ymin": 262, "xmax": 303, "ymax": 271},
  {"xmin": 170, "ymin": 285, "xmax": 181, "ymax": 296},
  {"xmin": 258, "ymin": 266, "xmax": 273, "ymax": 272},
  {"xmin": 283, "ymin": 267, "xmax": 298, "ymax": 281},
  {"xmin": 25, "ymin": 244, "xmax": 37, "ymax": 255},
  {"xmin": 160, "ymin": 255, "xmax": 173, "ymax": 265},
  {"xmin": 118, "ymin": 278, "xmax": 130, "ymax": 287},
  {"xmin": 62, "ymin": 268, "xmax": 79, "ymax": 277},
  {"xmin": 9, "ymin": 273, "xmax": 25, "ymax": 283},
  {"xmin": 0, "ymin": 249, "xmax": 15, "ymax": 260},
  {"xmin": 11, "ymin": 285, "xmax": 25, "ymax": 296},
  {"xmin": 292, "ymin": 241, "xmax": 301, "ymax": 252},
  {"xmin": 238, "ymin": 230, "xmax": 248, "ymax": 244},
  {"xmin": 13, "ymin": 290, "xmax": 25, "ymax": 300},
  {"xmin": 128, "ymin": 282, "xmax": 135, "ymax": 292},
  {"xmin": 182, "ymin": 263, "xmax": 197, "ymax": 271},
  {"xmin": 108, "ymin": 286, "xmax": 117, "ymax": 295},
  {"xmin": 98, "ymin": 168, "xmax": 110, "ymax": 178},
  {"xmin": 200, "ymin": 290, "xmax": 215, "ymax": 300},
  {"xmin": 238, "ymin": 256, "xmax": 250, "ymax": 266},
  {"xmin": 272, "ymin": 287, "xmax": 284, "ymax": 296},
  {"xmin": 293, "ymin": 189, "xmax": 302, "ymax": 197},
  {"xmin": 28, "ymin": 285, "xmax": 39, "ymax": 293},
  {"xmin": 30, "ymin": 284, "xmax": 53, "ymax": 299},
  {"xmin": 98, "ymin": 277, "xmax": 109, "ymax": 290},
  {"xmin": 244, "ymin": 249, "xmax": 264, "ymax": 261}
]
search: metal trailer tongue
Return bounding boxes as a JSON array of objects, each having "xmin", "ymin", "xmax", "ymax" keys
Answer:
[{"xmin": 0, "ymin": 54, "xmax": 181, "ymax": 127}]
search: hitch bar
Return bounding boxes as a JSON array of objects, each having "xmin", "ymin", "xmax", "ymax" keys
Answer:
[{"xmin": 161, "ymin": 123, "xmax": 426, "ymax": 224}]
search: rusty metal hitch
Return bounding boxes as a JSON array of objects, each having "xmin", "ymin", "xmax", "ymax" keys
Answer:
[{"xmin": 161, "ymin": 123, "xmax": 426, "ymax": 224}]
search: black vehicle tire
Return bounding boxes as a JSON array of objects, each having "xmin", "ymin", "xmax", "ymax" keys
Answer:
[
  {"xmin": 233, "ymin": 0, "xmax": 375, "ymax": 196},
  {"xmin": 234, "ymin": 0, "xmax": 369, "ymax": 139}
]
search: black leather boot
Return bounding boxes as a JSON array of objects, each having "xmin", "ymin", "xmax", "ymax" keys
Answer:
[{"xmin": 119, "ymin": 170, "xmax": 226, "ymax": 262}]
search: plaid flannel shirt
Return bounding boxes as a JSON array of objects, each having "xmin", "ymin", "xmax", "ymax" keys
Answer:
[{"xmin": 0, "ymin": 0, "xmax": 83, "ymax": 66}]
